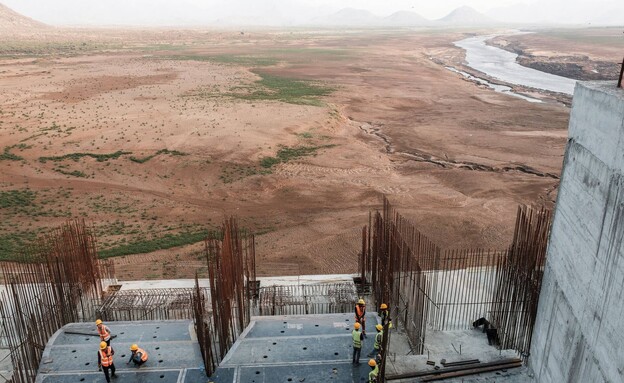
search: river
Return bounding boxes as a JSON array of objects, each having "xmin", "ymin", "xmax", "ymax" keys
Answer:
[{"xmin": 454, "ymin": 34, "xmax": 577, "ymax": 96}]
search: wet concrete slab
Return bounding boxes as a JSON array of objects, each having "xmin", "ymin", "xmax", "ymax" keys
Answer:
[
  {"xmin": 35, "ymin": 320, "xmax": 205, "ymax": 383},
  {"xmin": 211, "ymin": 313, "xmax": 380, "ymax": 383}
]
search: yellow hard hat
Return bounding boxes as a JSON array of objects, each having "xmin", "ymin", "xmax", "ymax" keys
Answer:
[
  {"xmin": 95, "ymin": 319, "xmax": 102, "ymax": 325},
  {"xmin": 368, "ymin": 359, "xmax": 377, "ymax": 367},
  {"xmin": 358, "ymin": 299, "xmax": 365, "ymax": 305},
  {"xmin": 100, "ymin": 341, "xmax": 107, "ymax": 349},
  {"xmin": 380, "ymin": 303, "xmax": 388, "ymax": 310},
  {"xmin": 130, "ymin": 344, "xmax": 138, "ymax": 351},
  {"xmin": 354, "ymin": 322, "xmax": 361, "ymax": 330},
  {"xmin": 376, "ymin": 324, "xmax": 383, "ymax": 331}
]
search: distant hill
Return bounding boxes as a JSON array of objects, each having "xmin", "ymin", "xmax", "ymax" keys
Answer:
[
  {"xmin": 0, "ymin": 3, "xmax": 49, "ymax": 33},
  {"xmin": 384, "ymin": 11, "xmax": 431, "ymax": 27},
  {"xmin": 438, "ymin": 6, "xmax": 496, "ymax": 26}
]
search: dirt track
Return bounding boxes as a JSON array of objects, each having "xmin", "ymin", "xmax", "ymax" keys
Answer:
[{"xmin": 0, "ymin": 28, "xmax": 572, "ymax": 279}]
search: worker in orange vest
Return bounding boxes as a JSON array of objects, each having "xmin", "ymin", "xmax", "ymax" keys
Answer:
[
  {"xmin": 96, "ymin": 319, "xmax": 111, "ymax": 346},
  {"xmin": 97, "ymin": 341, "xmax": 117, "ymax": 382},
  {"xmin": 355, "ymin": 298, "xmax": 367, "ymax": 337},
  {"xmin": 127, "ymin": 344, "xmax": 149, "ymax": 367}
]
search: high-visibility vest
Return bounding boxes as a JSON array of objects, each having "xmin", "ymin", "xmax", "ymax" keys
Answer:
[
  {"xmin": 98, "ymin": 325, "xmax": 111, "ymax": 341},
  {"xmin": 374, "ymin": 331, "xmax": 383, "ymax": 350},
  {"xmin": 135, "ymin": 348, "xmax": 148, "ymax": 362},
  {"xmin": 355, "ymin": 305, "xmax": 366, "ymax": 321},
  {"xmin": 352, "ymin": 330, "xmax": 362, "ymax": 348},
  {"xmin": 368, "ymin": 365, "xmax": 379, "ymax": 382},
  {"xmin": 100, "ymin": 347, "xmax": 113, "ymax": 367}
]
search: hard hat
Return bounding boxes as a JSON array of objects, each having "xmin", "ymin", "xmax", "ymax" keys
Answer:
[
  {"xmin": 100, "ymin": 341, "xmax": 107, "ymax": 349},
  {"xmin": 376, "ymin": 324, "xmax": 383, "ymax": 331},
  {"xmin": 95, "ymin": 319, "xmax": 102, "ymax": 325},
  {"xmin": 380, "ymin": 303, "xmax": 388, "ymax": 310},
  {"xmin": 368, "ymin": 359, "xmax": 377, "ymax": 367},
  {"xmin": 354, "ymin": 322, "xmax": 361, "ymax": 330},
  {"xmin": 358, "ymin": 299, "xmax": 365, "ymax": 305},
  {"xmin": 130, "ymin": 344, "xmax": 138, "ymax": 351}
]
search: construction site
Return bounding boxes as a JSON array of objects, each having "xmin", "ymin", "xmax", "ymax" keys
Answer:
[{"xmin": 1, "ymin": 78, "xmax": 623, "ymax": 383}]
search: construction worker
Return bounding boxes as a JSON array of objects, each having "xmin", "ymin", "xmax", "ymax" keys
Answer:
[
  {"xmin": 127, "ymin": 344, "xmax": 148, "ymax": 367},
  {"xmin": 352, "ymin": 322, "xmax": 364, "ymax": 365},
  {"xmin": 368, "ymin": 359, "xmax": 379, "ymax": 382},
  {"xmin": 367, "ymin": 324, "xmax": 383, "ymax": 359},
  {"xmin": 96, "ymin": 319, "xmax": 111, "ymax": 346},
  {"xmin": 379, "ymin": 303, "xmax": 392, "ymax": 328},
  {"xmin": 97, "ymin": 341, "xmax": 117, "ymax": 382},
  {"xmin": 355, "ymin": 298, "xmax": 367, "ymax": 337}
]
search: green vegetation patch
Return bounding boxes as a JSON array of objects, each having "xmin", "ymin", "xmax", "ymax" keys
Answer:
[
  {"xmin": 160, "ymin": 54, "xmax": 278, "ymax": 67},
  {"xmin": 232, "ymin": 72, "xmax": 335, "ymax": 106},
  {"xmin": 0, "ymin": 41, "xmax": 117, "ymax": 58},
  {"xmin": 0, "ymin": 145, "xmax": 25, "ymax": 161},
  {"xmin": 98, "ymin": 230, "xmax": 208, "ymax": 258},
  {"xmin": 39, "ymin": 150, "xmax": 132, "ymax": 163},
  {"xmin": 0, "ymin": 231, "xmax": 38, "ymax": 261},
  {"xmin": 53, "ymin": 169, "xmax": 88, "ymax": 178},
  {"xmin": 0, "ymin": 189, "xmax": 37, "ymax": 209},
  {"xmin": 260, "ymin": 144, "xmax": 336, "ymax": 169},
  {"xmin": 219, "ymin": 163, "xmax": 271, "ymax": 184},
  {"xmin": 129, "ymin": 149, "xmax": 188, "ymax": 164}
]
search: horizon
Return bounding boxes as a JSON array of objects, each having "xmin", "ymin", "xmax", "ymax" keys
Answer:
[{"xmin": 2, "ymin": 0, "xmax": 624, "ymax": 27}]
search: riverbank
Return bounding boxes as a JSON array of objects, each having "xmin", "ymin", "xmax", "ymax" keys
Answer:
[{"xmin": 487, "ymin": 29, "xmax": 622, "ymax": 82}]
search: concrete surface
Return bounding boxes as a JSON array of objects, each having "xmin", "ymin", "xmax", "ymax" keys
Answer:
[
  {"xmin": 117, "ymin": 274, "xmax": 356, "ymax": 291},
  {"xmin": 210, "ymin": 312, "xmax": 379, "ymax": 383},
  {"xmin": 386, "ymin": 329, "xmax": 533, "ymax": 383},
  {"xmin": 35, "ymin": 320, "xmax": 205, "ymax": 383},
  {"xmin": 529, "ymin": 81, "xmax": 624, "ymax": 383}
]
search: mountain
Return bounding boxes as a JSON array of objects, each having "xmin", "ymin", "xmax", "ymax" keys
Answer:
[
  {"xmin": 0, "ymin": 2, "xmax": 49, "ymax": 33},
  {"xmin": 384, "ymin": 11, "xmax": 431, "ymax": 27},
  {"xmin": 437, "ymin": 6, "xmax": 496, "ymax": 26},
  {"xmin": 311, "ymin": 8, "xmax": 382, "ymax": 27}
]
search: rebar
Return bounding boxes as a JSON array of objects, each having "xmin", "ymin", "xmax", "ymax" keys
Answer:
[
  {"xmin": 362, "ymin": 197, "xmax": 552, "ymax": 378},
  {"xmin": 0, "ymin": 220, "xmax": 105, "ymax": 383}
]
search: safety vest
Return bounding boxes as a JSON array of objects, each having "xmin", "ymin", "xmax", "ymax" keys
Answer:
[
  {"xmin": 352, "ymin": 330, "xmax": 362, "ymax": 348},
  {"xmin": 135, "ymin": 348, "xmax": 148, "ymax": 362},
  {"xmin": 374, "ymin": 331, "xmax": 383, "ymax": 350},
  {"xmin": 368, "ymin": 365, "xmax": 379, "ymax": 382},
  {"xmin": 99, "ymin": 347, "xmax": 113, "ymax": 367},
  {"xmin": 355, "ymin": 305, "xmax": 366, "ymax": 321},
  {"xmin": 98, "ymin": 325, "xmax": 110, "ymax": 341}
]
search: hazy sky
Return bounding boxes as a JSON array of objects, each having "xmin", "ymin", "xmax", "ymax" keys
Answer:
[{"xmin": 3, "ymin": 0, "xmax": 623, "ymax": 25}]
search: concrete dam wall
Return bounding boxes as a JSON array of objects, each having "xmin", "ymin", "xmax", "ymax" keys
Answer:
[{"xmin": 530, "ymin": 82, "xmax": 624, "ymax": 382}]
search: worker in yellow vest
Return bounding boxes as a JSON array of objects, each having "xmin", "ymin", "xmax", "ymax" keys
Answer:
[
  {"xmin": 368, "ymin": 359, "xmax": 379, "ymax": 382},
  {"xmin": 352, "ymin": 322, "xmax": 364, "ymax": 365},
  {"xmin": 97, "ymin": 341, "xmax": 117, "ymax": 382},
  {"xmin": 127, "ymin": 344, "xmax": 149, "ymax": 367},
  {"xmin": 367, "ymin": 324, "xmax": 383, "ymax": 359},
  {"xmin": 96, "ymin": 319, "xmax": 112, "ymax": 346}
]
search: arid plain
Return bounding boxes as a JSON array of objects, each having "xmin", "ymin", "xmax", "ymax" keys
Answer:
[{"xmin": 1, "ymin": 25, "xmax": 620, "ymax": 279}]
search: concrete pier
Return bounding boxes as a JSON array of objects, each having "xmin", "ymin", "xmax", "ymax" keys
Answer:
[{"xmin": 529, "ymin": 82, "xmax": 624, "ymax": 383}]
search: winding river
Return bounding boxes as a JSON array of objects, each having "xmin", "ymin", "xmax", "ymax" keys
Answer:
[{"xmin": 454, "ymin": 34, "xmax": 577, "ymax": 96}]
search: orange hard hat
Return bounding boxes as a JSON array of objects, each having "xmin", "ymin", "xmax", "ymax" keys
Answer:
[
  {"xmin": 354, "ymin": 322, "xmax": 361, "ymax": 330},
  {"xmin": 130, "ymin": 344, "xmax": 138, "ymax": 351},
  {"xmin": 99, "ymin": 341, "xmax": 107, "ymax": 349},
  {"xmin": 368, "ymin": 359, "xmax": 377, "ymax": 367},
  {"xmin": 95, "ymin": 319, "xmax": 103, "ymax": 325},
  {"xmin": 380, "ymin": 303, "xmax": 388, "ymax": 310}
]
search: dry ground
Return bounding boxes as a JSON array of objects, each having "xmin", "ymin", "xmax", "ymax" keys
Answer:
[{"xmin": 0, "ymin": 27, "xmax": 574, "ymax": 279}]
